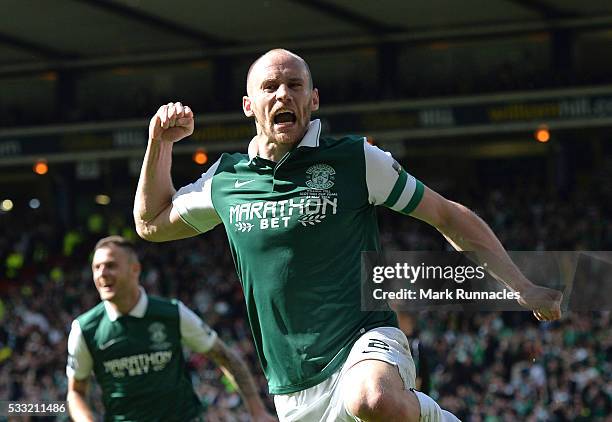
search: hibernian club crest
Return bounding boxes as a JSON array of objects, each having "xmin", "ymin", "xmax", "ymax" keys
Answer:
[
  {"xmin": 305, "ymin": 164, "xmax": 335, "ymax": 190},
  {"xmin": 148, "ymin": 322, "xmax": 167, "ymax": 344}
]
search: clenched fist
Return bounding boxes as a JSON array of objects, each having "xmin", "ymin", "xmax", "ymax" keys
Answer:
[
  {"xmin": 149, "ymin": 102, "xmax": 194, "ymax": 143},
  {"xmin": 518, "ymin": 284, "xmax": 563, "ymax": 321}
]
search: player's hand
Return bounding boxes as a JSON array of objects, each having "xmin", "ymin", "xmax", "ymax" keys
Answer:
[
  {"xmin": 517, "ymin": 284, "xmax": 563, "ymax": 321},
  {"xmin": 149, "ymin": 102, "xmax": 194, "ymax": 143}
]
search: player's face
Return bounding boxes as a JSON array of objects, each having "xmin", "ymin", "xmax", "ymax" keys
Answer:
[
  {"xmin": 243, "ymin": 53, "xmax": 319, "ymax": 145},
  {"xmin": 91, "ymin": 245, "xmax": 140, "ymax": 303}
]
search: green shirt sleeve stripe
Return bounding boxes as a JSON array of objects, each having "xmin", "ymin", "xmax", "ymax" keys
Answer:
[
  {"xmin": 383, "ymin": 170, "xmax": 407, "ymax": 208},
  {"xmin": 400, "ymin": 179, "xmax": 425, "ymax": 214}
]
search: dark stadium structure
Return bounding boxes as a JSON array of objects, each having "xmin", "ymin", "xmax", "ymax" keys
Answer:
[{"xmin": 1, "ymin": 1, "xmax": 611, "ymax": 420}]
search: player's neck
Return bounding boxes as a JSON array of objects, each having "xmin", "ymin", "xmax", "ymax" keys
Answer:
[
  {"xmin": 109, "ymin": 287, "xmax": 141, "ymax": 315},
  {"xmin": 257, "ymin": 141, "xmax": 294, "ymax": 162},
  {"xmin": 253, "ymin": 130, "xmax": 307, "ymax": 162}
]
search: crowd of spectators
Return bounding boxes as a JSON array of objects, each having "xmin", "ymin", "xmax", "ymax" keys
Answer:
[
  {"xmin": 1, "ymin": 53, "xmax": 608, "ymax": 128},
  {"xmin": 0, "ymin": 172, "xmax": 610, "ymax": 420}
]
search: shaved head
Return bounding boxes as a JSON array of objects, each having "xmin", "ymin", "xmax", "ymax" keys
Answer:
[
  {"xmin": 246, "ymin": 49, "xmax": 313, "ymax": 95},
  {"xmin": 242, "ymin": 48, "xmax": 319, "ymax": 150}
]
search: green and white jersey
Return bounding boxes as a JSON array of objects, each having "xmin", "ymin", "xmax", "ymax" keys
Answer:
[
  {"xmin": 66, "ymin": 288, "xmax": 217, "ymax": 421},
  {"xmin": 173, "ymin": 119, "xmax": 424, "ymax": 394}
]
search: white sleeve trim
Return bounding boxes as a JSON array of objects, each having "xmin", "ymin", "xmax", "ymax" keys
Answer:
[
  {"xmin": 392, "ymin": 173, "xmax": 418, "ymax": 210},
  {"xmin": 363, "ymin": 139, "xmax": 401, "ymax": 205},
  {"xmin": 363, "ymin": 139, "xmax": 421, "ymax": 211},
  {"xmin": 172, "ymin": 158, "xmax": 222, "ymax": 233},
  {"xmin": 66, "ymin": 320, "xmax": 93, "ymax": 380},
  {"xmin": 363, "ymin": 138, "xmax": 401, "ymax": 205},
  {"xmin": 178, "ymin": 301, "xmax": 218, "ymax": 353}
]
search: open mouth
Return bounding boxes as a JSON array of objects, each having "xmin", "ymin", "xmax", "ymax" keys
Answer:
[{"xmin": 273, "ymin": 111, "xmax": 296, "ymax": 125}]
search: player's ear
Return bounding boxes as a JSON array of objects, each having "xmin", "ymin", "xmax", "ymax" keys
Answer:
[
  {"xmin": 311, "ymin": 88, "xmax": 319, "ymax": 112},
  {"xmin": 131, "ymin": 261, "xmax": 141, "ymax": 278},
  {"xmin": 243, "ymin": 96, "xmax": 254, "ymax": 117}
]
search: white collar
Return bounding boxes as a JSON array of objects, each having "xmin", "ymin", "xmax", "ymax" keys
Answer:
[
  {"xmin": 248, "ymin": 119, "xmax": 321, "ymax": 159},
  {"xmin": 296, "ymin": 119, "xmax": 322, "ymax": 149},
  {"xmin": 104, "ymin": 286, "xmax": 148, "ymax": 321}
]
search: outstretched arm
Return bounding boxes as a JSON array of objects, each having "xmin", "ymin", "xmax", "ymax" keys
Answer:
[
  {"xmin": 410, "ymin": 186, "xmax": 562, "ymax": 321},
  {"xmin": 362, "ymin": 140, "xmax": 562, "ymax": 320},
  {"xmin": 207, "ymin": 339, "xmax": 277, "ymax": 422},
  {"xmin": 134, "ymin": 102, "xmax": 200, "ymax": 242}
]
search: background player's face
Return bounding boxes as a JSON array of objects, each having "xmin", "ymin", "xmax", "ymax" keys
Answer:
[
  {"xmin": 91, "ymin": 245, "xmax": 140, "ymax": 303},
  {"xmin": 243, "ymin": 52, "xmax": 319, "ymax": 145}
]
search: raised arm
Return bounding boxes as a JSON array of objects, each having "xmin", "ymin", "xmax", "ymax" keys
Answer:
[
  {"xmin": 134, "ymin": 102, "xmax": 200, "ymax": 242},
  {"xmin": 410, "ymin": 186, "xmax": 562, "ymax": 321}
]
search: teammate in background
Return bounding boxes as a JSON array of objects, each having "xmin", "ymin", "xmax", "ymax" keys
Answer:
[
  {"xmin": 66, "ymin": 236, "xmax": 276, "ymax": 422},
  {"xmin": 133, "ymin": 49, "xmax": 562, "ymax": 422}
]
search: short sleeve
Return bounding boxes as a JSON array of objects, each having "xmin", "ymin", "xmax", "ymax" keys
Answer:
[
  {"xmin": 66, "ymin": 320, "xmax": 93, "ymax": 380},
  {"xmin": 363, "ymin": 139, "xmax": 424, "ymax": 214},
  {"xmin": 178, "ymin": 301, "xmax": 218, "ymax": 353},
  {"xmin": 172, "ymin": 158, "xmax": 223, "ymax": 233}
]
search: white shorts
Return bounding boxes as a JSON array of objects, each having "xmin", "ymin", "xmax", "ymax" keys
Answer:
[{"xmin": 274, "ymin": 326, "xmax": 417, "ymax": 422}]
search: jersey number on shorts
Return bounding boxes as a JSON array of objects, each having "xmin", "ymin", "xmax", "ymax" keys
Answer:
[{"xmin": 362, "ymin": 338, "xmax": 390, "ymax": 353}]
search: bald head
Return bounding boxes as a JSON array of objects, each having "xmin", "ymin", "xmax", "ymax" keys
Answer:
[
  {"xmin": 242, "ymin": 48, "xmax": 319, "ymax": 149},
  {"xmin": 246, "ymin": 49, "xmax": 313, "ymax": 95}
]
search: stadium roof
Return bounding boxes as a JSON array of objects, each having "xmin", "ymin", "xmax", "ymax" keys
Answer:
[{"xmin": 2, "ymin": 0, "xmax": 612, "ymax": 76}]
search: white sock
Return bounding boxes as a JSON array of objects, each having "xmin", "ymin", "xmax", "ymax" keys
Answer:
[{"xmin": 413, "ymin": 390, "xmax": 461, "ymax": 422}]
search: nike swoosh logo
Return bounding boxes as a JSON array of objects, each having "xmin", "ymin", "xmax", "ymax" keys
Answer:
[
  {"xmin": 235, "ymin": 179, "xmax": 256, "ymax": 188},
  {"xmin": 99, "ymin": 338, "xmax": 123, "ymax": 351}
]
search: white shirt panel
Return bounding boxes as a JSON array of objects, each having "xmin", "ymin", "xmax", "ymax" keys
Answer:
[
  {"xmin": 66, "ymin": 320, "xmax": 93, "ymax": 380},
  {"xmin": 363, "ymin": 140, "xmax": 402, "ymax": 205},
  {"xmin": 178, "ymin": 301, "xmax": 218, "ymax": 353},
  {"xmin": 172, "ymin": 158, "xmax": 222, "ymax": 233}
]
